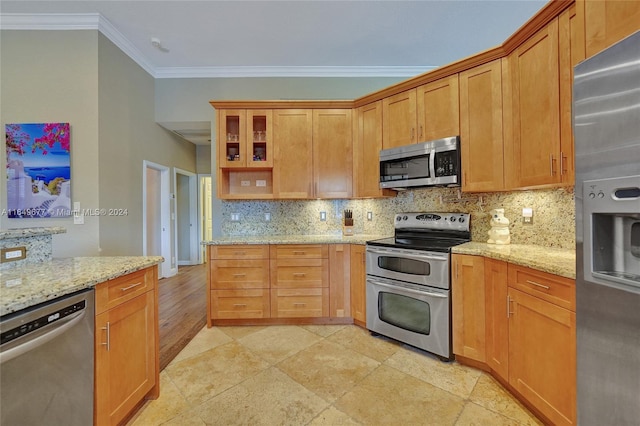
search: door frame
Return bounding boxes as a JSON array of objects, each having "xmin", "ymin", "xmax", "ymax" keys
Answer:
[
  {"xmin": 173, "ymin": 167, "xmax": 199, "ymax": 266},
  {"xmin": 198, "ymin": 174, "xmax": 212, "ymax": 264},
  {"xmin": 142, "ymin": 160, "xmax": 174, "ymax": 278}
]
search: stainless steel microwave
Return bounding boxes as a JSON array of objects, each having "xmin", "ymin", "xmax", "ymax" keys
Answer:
[{"xmin": 379, "ymin": 136, "xmax": 461, "ymax": 189}]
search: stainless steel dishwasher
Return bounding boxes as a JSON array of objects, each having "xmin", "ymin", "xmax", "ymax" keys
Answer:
[{"xmin": 0, "ymin": 288, "xmax": 94, "ymax": 426}]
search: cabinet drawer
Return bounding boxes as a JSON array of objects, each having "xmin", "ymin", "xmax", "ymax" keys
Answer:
[
  {"xmin": 211, "ymin": 259, "xmax": 270, "ymax": 289},
  {"xmin": 210, "ymin": 245, "xmax": 269, "ymax": 260},
  {"xmin": 508, "ymin": 264, "xmax": 575, "ymax": 311},
  {"xmin": 270, "ymin": 288, "xmax": 329, "ymax": 318},
  {"xmin": 95, "ymin": 267, "xmax": 156, "ymax": 314},
  {"xmin": 270, "ymin": 258, "xmax": 328, "ymax": 288},
  {"xmin": 270, "ymin": 244, "xmax": 328, "ymax": 259},
  {"xmin": 211, "ymin": 289, "xmax": 270, "ymax": 319}
]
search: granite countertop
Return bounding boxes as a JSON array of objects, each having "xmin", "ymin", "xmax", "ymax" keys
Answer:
[
  {"xmin": 0, "ymin": 227, "xmax": 66, "ymax": 240},
  {"xmin": 452, "ymin": 242, "xmax": 576, "ymax": 279},
  {"xmin": 203, "ymin": 234, "xmax": 389, "ymax": 246},
  {"xmin": 0, "ymin": 256, "xmax": 163, "ymax": 317}
]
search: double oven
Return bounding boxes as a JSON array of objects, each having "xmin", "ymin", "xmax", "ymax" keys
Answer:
[{"xmin": 366, "ymin": 212, "xmax": 470, "ymax": 361}]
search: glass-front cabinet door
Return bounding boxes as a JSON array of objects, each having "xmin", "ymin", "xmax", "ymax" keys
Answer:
[
  {"xmin": 247, "ymin": 110, "xmax": 273, "ymax": 168},
  {"xmin": 219, "ymin": 110, "xmax": 247, "ymax": 168}
]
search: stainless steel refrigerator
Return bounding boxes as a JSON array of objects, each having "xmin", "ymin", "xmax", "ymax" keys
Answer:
[{"xmin": 574, "ymin": 30, "xmax": 640, "ymax": 425}]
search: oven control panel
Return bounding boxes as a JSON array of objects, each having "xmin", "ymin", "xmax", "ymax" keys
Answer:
[{"xmin": 394, "ymin": 212, "xmax": 470, "ymax": 231}]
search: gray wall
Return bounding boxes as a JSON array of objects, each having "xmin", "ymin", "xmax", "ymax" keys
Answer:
[
  {"xmin": 97, "ymin": 34, "xmax": 196, "ymax": 256},
  {"xmin": 1, "ymin": 30, "xmax": 101, "ymax": 256},
  {"xmin": 1, "ymin": 30, "xmax": 197, "ymax": 257}
]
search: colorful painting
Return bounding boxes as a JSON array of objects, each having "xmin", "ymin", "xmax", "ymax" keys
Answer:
[{"xmin": 5, "ymin": 123, "xmax": 71, "ymax": 218}]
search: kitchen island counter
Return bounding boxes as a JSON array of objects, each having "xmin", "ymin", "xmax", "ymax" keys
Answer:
[
  {"xmin": 452, "ymin": 242, "xmax": 575, "ymax": 279},
  {"xmin": 0, "ymin": 256, "xmax": 163, "ymax": 316},
  {"xmin": 203, "ymin": 234, "xmax": 388, "ymax": 246}
]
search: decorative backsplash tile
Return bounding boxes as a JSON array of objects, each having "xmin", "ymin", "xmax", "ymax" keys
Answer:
[{"xmin": 220, "ymin": 187, "xmax": 575, "ymax": 250}]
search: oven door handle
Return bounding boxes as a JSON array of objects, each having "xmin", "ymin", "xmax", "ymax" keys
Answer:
[
  {"xmin": 367, "ymin": 278, "xmax": 447, "ymax": 299},
  {"xmin": 366, "ymin": 247, "xmax": 447, "ymax": 262}
]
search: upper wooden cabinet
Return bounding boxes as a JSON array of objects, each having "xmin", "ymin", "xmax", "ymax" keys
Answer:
[
  {"xmin": 583, "ymin": 0, "xmax": 640, "ymax": 58},
  {"xmin": 382, "ymin": 89, "xmax": 417, "ymax": 149},
  {"xmin": 416, "ymin": 74, "xmax": 460, "ymax": 141},
  {"xmin": 382, "ymin": 76, "xmax": 460, "ymax": 150},
  {"xmin": 354, "ymin": 101, "xmax": 395, "ymax": 198},
  {"xmin": 505, "ymin": 19, "xmax": 563, "ymax": 189},
  {"xmin": 218, "ymin": 110, "xmax": 273, "ymax": 169},
  {"xmin": 459, "ymin": 59, "xmax": 505, "ymax": 192},
  {"xmin": 272, "ymin": 109, "xmax": 314, "ymax": 199},
  {"xmin": 313, "ymin": 109, "xmax": 353, "ymax": 198}
]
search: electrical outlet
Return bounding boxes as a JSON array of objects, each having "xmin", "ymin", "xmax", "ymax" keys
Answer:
[
  {"xmin": 320, "ymin": 211, "xmax": 326, "ymax": 221},
  {"xmin": 231, "ymin": 213, "xmax": 240, "ymax": 222},
  {"xmin": 264, "ymin": 212, "xmax": 271, "ymax": 222},
  {"xmin": 240, "ymin": 180, "xmax": 250, "ymax": 187},
  {"xmin": 522, "ymin": 208, "xmax": 533, "ymax": 224},
  {"xmin": 367, "ymin": 211, "xmax": 373, "ymax": 221},
  {"xmin": 256, "ymin": 180, "xmax": 267, "ymax": 187}
]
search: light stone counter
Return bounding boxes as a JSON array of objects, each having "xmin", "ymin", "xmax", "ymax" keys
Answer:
[
  {"xmin": 0, "ymin": 227, "xmax": 66, "ymax": 240},
  {"xmin": 0, "ymin": 256, "xmax": 163, "ymax": 317},
  {"xmin": 203, "ymin": 234, "xmax": 389, "ymax": 246},
  {"xmin": 452, "ymin": 242, "xmax": 575, "ymax": 279}
]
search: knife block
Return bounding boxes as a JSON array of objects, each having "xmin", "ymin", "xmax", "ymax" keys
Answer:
[{"xmin": 342, "ymin": 225, "xmax": 354, "ymax": 236}]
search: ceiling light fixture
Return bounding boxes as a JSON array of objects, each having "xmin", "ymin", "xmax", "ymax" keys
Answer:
[{"xmin": 150, "ymin": 37, "xmax": 169, "ymax": 53}]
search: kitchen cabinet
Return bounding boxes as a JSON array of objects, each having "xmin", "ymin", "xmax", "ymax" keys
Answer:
[
  {"xmin": 508, "ymin": 286, "xmax": 576, "ymax": 426},
  {"xmin": 217, "ymin": 109, "xmax": 273, "ymax": 169},
  {"xmin": 451, "ymin": 254, "xmax": 486, "ymax": 362},
  {"xmin": 382, "ymin": 89, "xmax": 417, "ymax": 149},
  {"xmin": 329, "ymin": 244, "xmax": 351, "ymax": 318},
  {"xmin": 349, "ymin": 244, "xmax": 367, "ymax": 326},
  {"xmin": 558, "ymin": 3, "xmax": 585, "ymax": 186},
  {"xmin": 354, "ymin": 101, "xmax": 395, "ymax": 198},
  {"xmin": 416, "ymin": 74, "xmax": 460, "ymax": 141},
  {"xmin": 270, "ymin": 244, "xmax": 329, "ymax": 318},
  {"xmin": 505, "ymin": 19, "xmax": 563, "ymax": 188},
  {"xmin": 313, "ymin": 109, "xmax": 353, "ymax": 198},
  {"xmin": 272, "ymin": 109, "xmax": 314, "ymax": 199},
  {"xmin": 94, "ymin": 266, "xmax": 159, "ymax": 426},
  {"xmin": 584, "ymin": 0, "xmax": 640, "ymax": 58},
  {"xmin": 459, "ymin": 59, "xmax": 505, "ymax": 192},
  {"xmin": 484, "ymin": 258, "xmax": 509, "ymax": 381},
  {"xmin": 207, "ymin": 245, "xmax": 271, "ymax": 323}
]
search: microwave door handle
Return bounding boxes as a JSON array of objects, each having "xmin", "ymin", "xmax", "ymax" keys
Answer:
[
  {"xmin": 367, "ymin": 278, "xmax": 447, "ymax": 299},
  {"xmin": 429, "ymin": 148, "xmax": 436, "ymax": 180}
]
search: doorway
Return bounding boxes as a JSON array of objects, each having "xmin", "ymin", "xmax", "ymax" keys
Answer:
[
  {"xmin": 199, "ymin": 175, "xmax": 213, "ymax": 263},
  {"xmin": 143, "ymin": 161, "xmax": 173, "ymax": 278},
  {"xmin": 174, "ymin": 168, "xmax": 199, "ymax": 266}
]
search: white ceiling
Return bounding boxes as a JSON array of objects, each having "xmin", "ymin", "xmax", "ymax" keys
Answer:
[{"xmin": 1, "ymin": 0, "xmax": 547, "ymax": 79}]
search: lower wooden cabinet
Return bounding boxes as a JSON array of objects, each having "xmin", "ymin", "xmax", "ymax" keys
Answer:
[
  {"xmin": 508, "ymin": 287, "xmax": 576, "ymax": 426},
  {"xmin": 211, "ymin": 289, "xmax": 270, "ymax": 319},
  {"xmin": 451, "ymin": 254, "xmax": 576, "ymax": 426},
  {"xmin": 349, "ymin": 244, "xmax": 367, "ymax": 326},
  {"xmin": 94, "ymin": 266, "xmax": 159, "ymax": 426},
  {"xmin": 270, "ymin": 288, "xmax": 329, "ymax": 318}
]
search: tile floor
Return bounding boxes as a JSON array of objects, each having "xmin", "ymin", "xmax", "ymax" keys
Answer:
[{"xmin": 129, "ymin": 325, "xmax": 542, "ymax": 426}]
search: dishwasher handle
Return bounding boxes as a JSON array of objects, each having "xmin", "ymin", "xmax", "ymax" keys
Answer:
[{"xmin": 0, "ymin": 310, "xmax": 86, "ymax": 365}]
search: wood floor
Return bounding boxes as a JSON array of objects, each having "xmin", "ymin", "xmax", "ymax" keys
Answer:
[{"xmin": 158, "ymin": 263, "xmax": 207, "ymax": 371}]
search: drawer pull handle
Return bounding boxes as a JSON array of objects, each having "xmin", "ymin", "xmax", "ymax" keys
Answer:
[
  {"xmin": 293, "ymin": 303, "xmax": 306, "ymax": 307},
  {"xmin": 233, "ymin": 273, "xmax": 247, "ymax": 278},
  {"xmin": 293, "ymin": 251, "xmax": 306, "ymax": 255},
  {"xmin": 121, "ymin": 282, "xmax": 143, "ymax": 292},
  {"xmin": 233, "ymin": 303, "xmax": 247, "ymax": 307},
  {"xmin": 234, "ymin": 251, "xmax": 246, "ymax": 256},
  {"xmin": 293, "ymin": 273, "xmax": 306, "ymax": 278},
  {"xmin": 101, "ymin": 322, "xmax": 111, "ymax": 351},
  {"xmin": 526, "ymin": 280, "xmax": 550, "ymax": 290}
]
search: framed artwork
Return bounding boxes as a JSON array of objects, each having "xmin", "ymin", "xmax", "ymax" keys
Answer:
[{"xmin": 5, "ymin": 123, "xmax": 71, "ymax": 218}]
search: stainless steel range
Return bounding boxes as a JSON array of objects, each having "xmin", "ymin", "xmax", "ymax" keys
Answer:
[{"xmin": 366, "ymin": 212, "xmax": 471, "ymax": 361}]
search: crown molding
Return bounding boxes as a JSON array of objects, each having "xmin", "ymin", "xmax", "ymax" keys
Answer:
[
  {"xmin": 153, "ymin": 65, "xmax": 435, "ymax": 79},
  {"xmin": 0, "ymin": 13, "xmax": 432, "ymax": 79}
]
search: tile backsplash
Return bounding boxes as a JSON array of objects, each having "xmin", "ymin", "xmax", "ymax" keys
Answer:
[{"xmin": 220, "ymin": 187, "xmax": 575, "ymax": 250}]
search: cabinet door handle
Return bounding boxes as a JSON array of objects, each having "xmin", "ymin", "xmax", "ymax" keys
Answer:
[
  {"xmin": 411, "ymin": 127, "xmax": 415, "ymax": 142},
  {"xmin": 101, "ymin": 322, "xmax": 111, "ymax": 351},
  {"xmin": 550, "ymin": 154, "xmax": 556, "ymax": 176},
  {"xmin": 507, "ymin": 296, "xmax": 513, "ymax": 318},
  {"xmin": 121, "ymin": 282, "xmax": 142, "ymax": 292},
  {"xmin": 560, "ymin": 151, "xmax": 567, "ymax": 175},
  {"xmin": 526, "ymin": 280, "xmax": 550, "ymax": 290}
]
